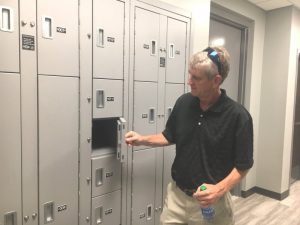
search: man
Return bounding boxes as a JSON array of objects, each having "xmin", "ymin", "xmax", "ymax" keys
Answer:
[{"xmin": 125, "ymin": 46, "xmax": 253, "ymax": 225}]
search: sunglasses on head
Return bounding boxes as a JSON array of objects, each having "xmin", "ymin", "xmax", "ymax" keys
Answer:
[{"xmin": 203, "ymin": 47, "xmax": 222, "ymax": 75}]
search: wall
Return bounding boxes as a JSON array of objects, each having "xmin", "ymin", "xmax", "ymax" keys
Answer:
[{"xmin": 159, "ymin": 0, "xmax": 211, "ymax": 52}]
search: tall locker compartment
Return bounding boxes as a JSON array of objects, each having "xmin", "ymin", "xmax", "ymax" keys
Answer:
[
  {"xmin": 129, "ymin": 1, "xmax": 190, "ymax": 225},
  {"xmin": 38, "ymin": 76, "xmax": 79, "ymax": 225},
  {"xmin": 132, "ymin": 149, "xmax": 156, "ymax": 225},
  {"xmin": 0, "ymin": 1, "xmax": 19, "ymax": 73},
  {"xmin": 162, "ymin": 84, "xmax": 184, "ymax": 199},
  {"xmin": 37, "ymin": 0, "xmax": 79, "ymax": 76},
  {"xmin": 165, "ymin": 18, "xmax": 187, "ymax": 83},
  {"xmin": 0, "ymin": 74, "xmax": 21, "ymax": 225}
]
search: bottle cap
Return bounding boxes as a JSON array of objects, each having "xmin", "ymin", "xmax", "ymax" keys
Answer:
[{"xmin": 200, "ymin": 185, "xmax": 207, "ymax": 191}]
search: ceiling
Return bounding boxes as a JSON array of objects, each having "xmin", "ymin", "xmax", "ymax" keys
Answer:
[{"xmin": 247, "ymin": 0, "xmax": 300, "ymax": 10}]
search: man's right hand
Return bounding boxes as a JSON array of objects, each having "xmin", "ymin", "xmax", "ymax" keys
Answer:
[{"xmin": 125, "ymin": 131, "xmax": 142, "ymax": 146}]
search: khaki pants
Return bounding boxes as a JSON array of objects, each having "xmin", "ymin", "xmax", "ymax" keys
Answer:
[{"xmin": 160, "ymin": 181, "xmax": 235, "ymax": 225}]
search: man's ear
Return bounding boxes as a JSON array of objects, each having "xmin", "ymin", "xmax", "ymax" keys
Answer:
[{"xmin": 214, "ymin": 74, "xmax": 223, "ymax": 86}]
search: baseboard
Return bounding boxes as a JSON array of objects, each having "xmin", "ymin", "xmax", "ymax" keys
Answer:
[{"xmin": 241, "ymin": 186, "xmax": 289, "ymax": 200}]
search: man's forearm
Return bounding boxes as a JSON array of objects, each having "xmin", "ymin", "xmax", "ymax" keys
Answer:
[
  {"xmin": 216, "ymin": 168, "xmax": 248, "ymax": 196},
  {"xmin": 140, "ymin": 133, "xmax": 170, "ymax": 147}
]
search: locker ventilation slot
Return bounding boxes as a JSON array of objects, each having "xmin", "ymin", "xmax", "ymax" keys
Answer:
[
  {"xmin": 42, "ymin": 16, "xmax": 53, "ymax": 39},
  {"xmin": 95, "ymin": 206, "xmax": 103, "ymax": 225},
  {"xmin": 4, "ymin": 211, "xmax": 17, "ymax": 225},
  {"xmin": 44, "ymin": 201, "xmax": 54, "ymax": 224},
  {"xmin": 96, "ymin": 90, "xmax": 105, "ymax": 108},
  {"xmin": 95, "ymin": 168, "xmax": 103, "ymax": 187},
  {"xmin": 149, "ymin": 108, "xmax": 155, "ymax": 124},
  {"xmin": 97, "ymin": 28, "xmax": 104, "ymax": 47},
  {"xmin": 0, "ymin": 6, "xmax": 14, "ymax": 32},
  {"xmin": 150, "ymin": 40, "xmax": 156, "ymax": 56},
  {"xmin": 169, "ymin": 43, "xmax": 175, "ymax": 58},
  {"xmin": 146, "ymin": 204, "xmax": 153, "ymax": 221},
  {"xmin": 167, "ymin": 107, "xmax": 172, "ymax": 119}
]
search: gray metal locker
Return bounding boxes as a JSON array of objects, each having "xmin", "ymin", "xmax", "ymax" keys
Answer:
[
  {"xmin": 93, "ymin": 0, "xmax": 125, "ymax": 79},
  {"xmin": 92, "ymin": 154, "xmax": 122, "ymax": 197},
  {"xmin": 0, "ymin": 74, "xmax": 21, "ymax": 225},
  {"xmin": 164, "ymin": 83, "xmax": 184, "ymax": 121},
  {"xmin": 166, "ymin": 18, "xmax": 187, "ymax": 83},
  {"xmin": 37, "ymin": 0, "xmax": 79, "ymax": 76},
  {"xmin": 132, "ymin": 148, "xmax": 156, "ymax": 225},
  {"xmin": 134, "ymin": 7, "xmax": 160, "ymax": 82},
  {"xmin": 93, "ymin": 79, "xmax": 123, "ymax": 118},
  {"xmin": 133, "ymin": 81, "xmax": 158, "ymax": 150},
  {"xmin": 92, "ymin": 190, "xmax": 121, "ymax": 225},
  {"xmin": 38, "ymin": 75, "xmax": 79, "ymax": 225},
  {"xmin": 0, "ymin": 2, "xmax": 19, "ymax": 73}
]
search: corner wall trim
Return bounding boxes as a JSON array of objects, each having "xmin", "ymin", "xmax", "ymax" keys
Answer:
[{"xmin": 241, "ymin": 187, "xmax": 289, "ymax": 200}]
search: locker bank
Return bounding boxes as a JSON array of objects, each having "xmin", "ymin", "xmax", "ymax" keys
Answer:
[{"xmin": 1, "ymin": 0, "xmax": 300, "ymax": 225}]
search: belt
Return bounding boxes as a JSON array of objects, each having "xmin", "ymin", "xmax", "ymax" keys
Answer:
[{"xmin": 176, "ymin": 183, "xmax": 196, "ymax": 197}]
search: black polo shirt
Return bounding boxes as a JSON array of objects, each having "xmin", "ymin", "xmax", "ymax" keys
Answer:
[{"xmin": 162, "ymin": 89, "xmax": 253, "ymax": 190}]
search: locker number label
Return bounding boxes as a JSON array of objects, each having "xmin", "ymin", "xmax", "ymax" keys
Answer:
[
  {"xmin": 104, "ymin": 208, "xmax": 113, "ymax": 215},
  {"xmin": 22, "ymin": 35, "xmax": 35, "ymax": 51},
  {"xmin": 57, "ymin": 204, "xmax": 67, "ymax": 212},
  {"xmin": 56, "ymin": 27, "xmax": 66, "ymax": 34},
  {"xmin": 160, "ymin": 57, "xmax": 166, "ymax": 67},
  {"xmin": 105, "ymin": 172, "xmax": 113, "ymax": 178},
  {"xmin": 107, "ymin": 37, "xmax": 115, "ymax": 43},
  {"xmin": 142, "ymin": 114, "xmax": 148, "ymax": 119},
  {"xmin": 107, "ymin": 97, "xmax": 114, "ymax": 101},
  {"xmin": 143, "ymin": 44, "xmax": 149, "ymax": 49}
]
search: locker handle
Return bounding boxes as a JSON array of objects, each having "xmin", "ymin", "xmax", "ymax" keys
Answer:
[
  {"xmin": 95, "ymin": 206, "xmax": 103, "ymax": 225},
  {"xmin": 150, "ymin": 40, "xmax": 157, "ymax": 56},
  {"xmin": 96, "ymin": 90, "xmax": 105, "ymax": 108},
  {"xmin": 0, "ymin": 6, "xmax": 14, "ymax": 32},
  {"xmin": 117, "ymin": 118, "xmax": 127, "ymax": 162},
  {"xmin": 42, "ymin": 16, "xmax": 53, "ymax": 39},
  {"xmin": 4, "ymin": 211, "xmax": 17, "ymax": 225},
  {"xmin": 169, "ymin": 43, "xmax": 175, "ymax": 58},
  {"xmin": 44, "ymin": 201, "xmax": 54, "ymax": 224},
  {"xmin": 167, "ymin": 107, "xmax": 173, "ymax": 119},
  {"xmin": 97, "ymin": 28, "xmax": 104, "ymax": 47},
  {"xmin": 146, "ymin": 204, "xmax": 153, "ymax": 221},
  {"xmin": 95, "ymin": 168, "xmax": 103, "ymax": 187},
  {"xmin": 116, "ymin": 119, "xmax": 122, "ymax": 161},
  {"xmin": 149, "ymin": 108, "xmax": 155, "ymax": 124}
]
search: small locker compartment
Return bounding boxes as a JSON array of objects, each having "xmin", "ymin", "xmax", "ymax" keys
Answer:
[
  {"xmin": 93, "ymin": 79, "xmax": 123, "ymax": 118},
  {"xmin": 92, "ymin": 153, "xmax": 121, "ymax": 198},
  {"xmin": 92, "ymin": 117, "xmax": 126, "ymax": 159},
  {"xmin": 92, "ymin": 190, "xmax": 121, "ymax": 225}
]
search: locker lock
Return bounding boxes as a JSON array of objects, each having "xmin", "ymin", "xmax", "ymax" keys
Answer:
[
  {"xmin": 21, "ymin": 20, "xmax": 27, "ymax": 26},
  {"xmin": 30, "ymin": 21, "xmax": 35, "ymax": 28},
  {"xmin": 86, "ymin": 217, "xmax": 90, "ymax": 222},
  {"xmin": 32, "ymin": 213, "xmax": 37, "ymax": 220},
  {"xmin": 24, "ymin": 215, "xmax": 29, "ymax": 222},
  {"xmin": 87, "ymin": 33, "xmax": 91, "ymax": 39}
]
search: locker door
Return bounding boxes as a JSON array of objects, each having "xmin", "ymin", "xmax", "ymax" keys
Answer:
[
  {"xmin": 0, "ymin": 2, "xmax": 19, "ymax": 72},
  {"xmin": 0, "ymin": 74, "xmax": 21, "ymax": 225},
  {"xmin": 38, "ymin": 76, "xmax": 79, "ymax": 225},
  {"xmin": 37, "ymin": 0, "xmax": 79, "ymax": 76},
  {"xmin": 166, "ymin": 18, "xmax": 187, "ymax": 83},
  {"xmin": 134, "ymin": 8, "xmax": 159, "ymax": 82},
  {"xmin": 133, "ymin": 81, "xmax": 158, "ymax": 150},
  {"xmin": 164, "ymin": 83, "xmax": 184, "ymax": 121},
  {"xmin": 92, "ymin": 190, "xmax": 121, "ymax": 225},
  {"xmin": 93, "ymin": 0, "xmax": 124, "ymax": 79},
  {"xmin": 92, "ymin": 154, "xmax": 121, "ymax": 197},
  {"xmin": 132, "ymin": 149, "xmax": 156, "ymax": 225},
  {"xmin": 93, "ymin": 79, "xmax": 123, "ymax": 118}
]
